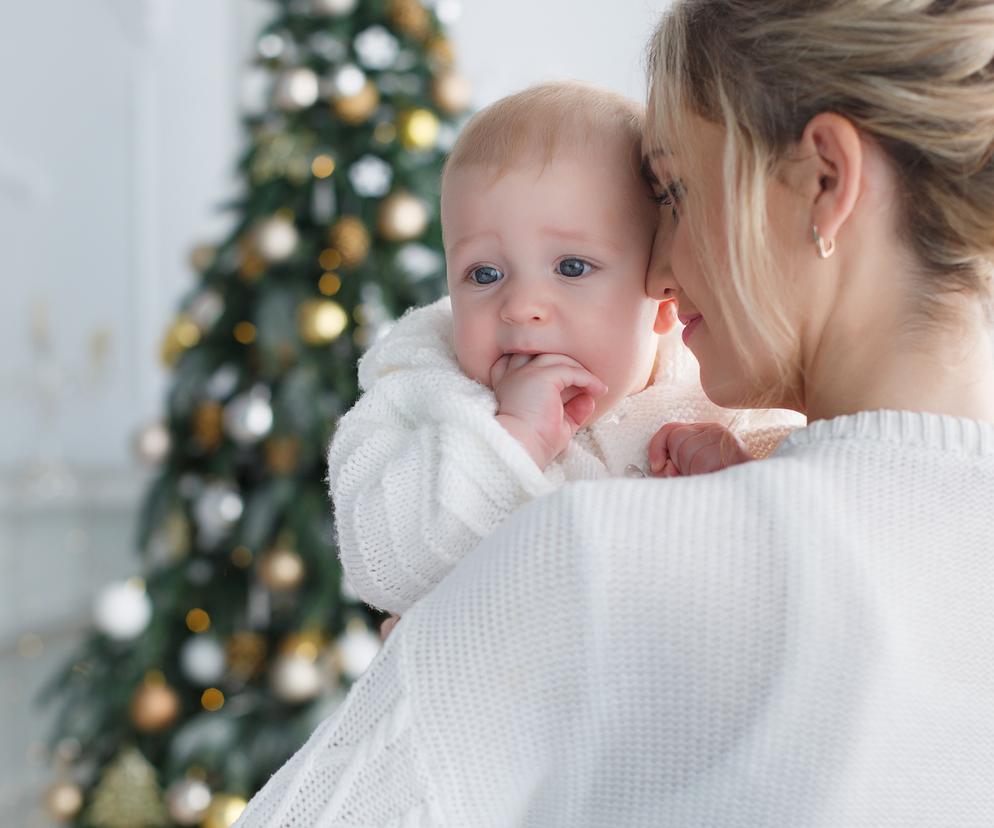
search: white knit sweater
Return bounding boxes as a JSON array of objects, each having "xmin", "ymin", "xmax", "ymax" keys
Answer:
[
  {"xmin": 237, "ymin": 410, "xmax": 994, "ymax": 827},
  {"xmin": 327, "ymin": 296, "xmax": 803, "ymax": 614}
]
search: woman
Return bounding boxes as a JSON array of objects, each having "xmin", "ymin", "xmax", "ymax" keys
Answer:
[{"xmin": 236, "ymin": 2, "xmax": 994, "ymax": 825}]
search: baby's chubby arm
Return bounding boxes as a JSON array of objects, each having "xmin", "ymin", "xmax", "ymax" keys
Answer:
[
  {"xmin": 328, "ymin": 300, "xmax": 560, "ymax": 616},
  {"xmin": 491, "ymin": 353, "xmax": 608, "ymax": 469}
]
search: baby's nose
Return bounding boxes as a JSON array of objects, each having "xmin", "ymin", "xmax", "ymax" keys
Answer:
[{"xmin": 500, "ymin": 289, "xmax": 551, "ymax": 324}]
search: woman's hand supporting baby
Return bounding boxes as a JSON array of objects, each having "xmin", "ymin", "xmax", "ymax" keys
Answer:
[
  {"xmin": 648, "ymin": 421, "xmax": 754, "ymax": 477},
  {"xmin": 491, "ymin": 353, "xmax": 608, "ymax": 470}
]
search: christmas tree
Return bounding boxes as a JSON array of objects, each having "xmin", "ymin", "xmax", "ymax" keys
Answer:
[{"xmin": 39, "ymin": 0, "xmax": 470, "ymax": 824}]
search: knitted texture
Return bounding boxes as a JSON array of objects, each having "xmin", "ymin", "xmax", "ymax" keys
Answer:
[
  {"xmin": 327, "ymin": 297, "xmax": 804, "ymax": 614},
  {"xmin": 239, "ymin": 410, "xmax": 994, "ymax": 827}
]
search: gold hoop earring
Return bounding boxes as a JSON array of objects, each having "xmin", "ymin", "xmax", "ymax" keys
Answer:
[{"xmin": 812, "ymin": 225, "xmax": 835, "ymax": 259}]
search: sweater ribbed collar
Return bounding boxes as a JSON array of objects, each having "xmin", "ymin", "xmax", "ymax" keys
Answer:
[{"xmin": 776, "ymin": 409, "xmax": 994, "ymax": 456}]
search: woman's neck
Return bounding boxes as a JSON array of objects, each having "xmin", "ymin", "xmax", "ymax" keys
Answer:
[{"xmin": 802, "ymin": 292, "xmax": 994, "ymax": 425}]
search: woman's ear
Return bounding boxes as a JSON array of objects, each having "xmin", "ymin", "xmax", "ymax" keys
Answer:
[
  {"xmin": 801, "ymin": 112, "xmax": 863, "ymax": 244},
  {"xmin": 653, "ymin": 299, "xmax": 678, "ymax": 335}
]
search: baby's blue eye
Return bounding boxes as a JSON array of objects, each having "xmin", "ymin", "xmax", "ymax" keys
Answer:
[
  {"xmin": 557, "ymin": 258, "xmax": 593, "ymax": 278},
  {"xmin": 469, "ymin": 265, "xmax": 503, "ymax": 285}
]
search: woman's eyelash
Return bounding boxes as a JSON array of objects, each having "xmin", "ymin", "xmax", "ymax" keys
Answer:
[{"xmin": 649, "ymin": 180, "xmax": 684, "ymax": 207}]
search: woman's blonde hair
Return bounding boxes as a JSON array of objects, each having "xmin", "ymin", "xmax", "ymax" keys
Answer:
[{"xmin": 647, "ymin": 0, "xmax": 994, "ymax": 383}]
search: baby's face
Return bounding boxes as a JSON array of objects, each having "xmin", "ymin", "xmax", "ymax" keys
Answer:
[{"xmin": 442, "ymin": 151, "xmax": 663, "ymax": 422}]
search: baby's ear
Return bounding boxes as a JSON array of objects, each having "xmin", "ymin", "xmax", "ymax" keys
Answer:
[{"xmin": 653, "ymin": 300, "xmax": 678, "ymax": 335}]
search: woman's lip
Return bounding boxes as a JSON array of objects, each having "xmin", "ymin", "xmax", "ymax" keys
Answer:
[{"xmin": 681, "ymin": 315, "xmax": 703, "ymax": 344}]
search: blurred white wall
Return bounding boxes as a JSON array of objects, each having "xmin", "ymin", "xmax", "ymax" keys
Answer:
[{"xmin": 0, "ymin": 0, "xmax": 667, "ymax": 475}]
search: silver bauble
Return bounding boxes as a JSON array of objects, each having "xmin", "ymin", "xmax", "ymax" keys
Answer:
[
  {"xmin": 354, "ymin": 26, "xmax": 400, "ymax": 70},
  {"xmin": 270, "ymin": 654, "xmax": 323, "ymax": 703},
  {"xmin": 348, "ymin": 155, "xmax": 393, "ymax": 198},
  {"xmin": 311, "ymin": 0, "xmax": 358, "ymax": 16},
  {"xmin": 93, "ymin": 579, "xmax": 153, "ymax": 641},
  {"xmin": 336, "ymin": 621, "xmax": 381, "ymax": 680},
  {"xmin": 253, "ymin": 215, "xmax": 299, "ymax": 262},
  {"xmin": 273, "ymin": 67, "xmax": 319, "ymax": 111},
  {"xmin": 133, "ymin": 421, "xmax": 171, "ymax": 465},
  {"xmin": 331, "ymin": 63, "xmax": 366, "ymax": 97},
  {"xmin": 223, "ymin": 386, "xmax": 274, "ymax": 445},
  {"xmin": 180, "ymin": 636, "xmax": 227, "ymax": 685},
  {"xmin": 166, "ymin": 777, "xmax": 212, "ymax": 826},
  {"xmin": 193, "ymin": 482, "xmax": 243, "ymax": 546}
]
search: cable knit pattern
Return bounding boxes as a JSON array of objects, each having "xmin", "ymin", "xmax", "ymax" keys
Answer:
[
  {"xmin": 238, "ymin": 410, "xmax": 994, "ymax": 827},
  {"xmin": 327, "ymin": 296, "xmax": 805, "ymax": 614}
]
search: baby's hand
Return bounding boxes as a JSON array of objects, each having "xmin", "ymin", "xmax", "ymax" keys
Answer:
[
  {"xmin": 491, "ymin": 353, "xmax": 608, "ymax": 469},
  {"xmin": 648, "ymin": 422, "xmax": 753, "ymax": 478}
]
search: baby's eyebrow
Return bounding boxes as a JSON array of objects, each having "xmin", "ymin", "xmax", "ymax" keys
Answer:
[
  {"xmin": 448, "ymin": 230, "xmax": 502, "ymax": 257},
  {"xmin": 540, "ymin": 226, "xmax": 624, "ymax": 254}
]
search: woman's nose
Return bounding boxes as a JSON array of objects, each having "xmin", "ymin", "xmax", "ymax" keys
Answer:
[{"xmin": 646, "ymin": 221, "xmax": 678, "ymax": 301}]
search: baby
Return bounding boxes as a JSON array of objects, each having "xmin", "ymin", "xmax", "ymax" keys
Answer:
[{"xmin": 327, "ymin": 81, "xmax": 803, "ymax": 616}]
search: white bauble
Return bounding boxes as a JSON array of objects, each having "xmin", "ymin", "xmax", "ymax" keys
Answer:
[
  {"xmin": 223, "ymin": 386, "xmax": 273, "ymax": 445},
  {"xmin": 180, "ymin": 636, "xmax": 227, "ymax": 685},
  {"xmin": 253, "ymin": 215, "xmax": 299, "ymax": 262},
  {"xmin": 270, "ymin": 654, "xmax": 323, "ymax": 703},
  {"xmin": 94, "ymin": 580, "xmax": 152, "ymax": 641},
  {"xmin": 310, "ymin": 0, "xmax": 358, "ymax": 15},
  {"xmin": 336, "ymin": 621, "xmax": 380, "ymax": 680},
  {"xmin": 165, "ymin": 777, "xmax": 212, "ymax": 825},
  {"xmin": 273, "ymin": 67, "xmax": 319, "ymax": 111}
]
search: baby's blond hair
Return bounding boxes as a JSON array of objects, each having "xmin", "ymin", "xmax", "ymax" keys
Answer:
[{"xmin": 443, "ymin": 80, "xmax": 646, "ymax": 187}]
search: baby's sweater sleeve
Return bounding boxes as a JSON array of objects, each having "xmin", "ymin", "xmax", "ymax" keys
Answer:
[{"xmin": 327, "ymin": 297, "xmax": 556, "ymax": 615}]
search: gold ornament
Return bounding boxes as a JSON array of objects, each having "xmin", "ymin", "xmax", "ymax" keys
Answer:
[
  {"xmin": 378, "ymin": 191, "xmax": 430, "ymax": 241},
  {"xmin": 332, "ymin": 79, "xmax": 380, "ymax": 125},
  {"xmin": 238, "ymin": 237, "xmax": 267, "ymax": 281},
  {"xmin": 226, "ymin": 632, "xmax": 267, "ymax": 681},
  {"xmin": 427, "ymin": 35, "xmax": 456, "ymax": 68},
  {"xmin": 193, "ymin": 402, "xmax": 224, "ymax": 453},
  {"xmin": 201, "ymin": 793, "xmax": 247, "ymax": 828},
  {"xmin": 46, "ymin": 780, "xmax": 84, "ymax": 820},
  {"xmin": 160, "ymin": 315, "xmax": 200, "ymax": 367},
  {"xmin": 432, "ymin": 71, "xmax": 471, "ymax": 115},
  {"xmin": 298, "ymin": 299, "xmax": 349, "ymax": 345},
  {"xmin": 398, "ymin": 108, "xmax": 439, "ymax": 150},
  {"xmin": 265, "ymin": 436, "xmax": 301, "ymax": 475},
  {"xmin": 188, "ymin": 243, "xmax": 217, "ymax": 274},
  {"xmin": 328, "ymin": 216, "xmax": 371, "ymax": 268},
  {"xmin": 258, "ymin": 543, "xmax": 306, "ymax": 591},
  {"xmin": 389, "ymin": 0, "xmax": 431, "ymax": 40},
  {"xmin": 130, "ymin": 678, "xmax": 181, "ymax": 733},
  {"xmin": 84, "ymin": 748, "xmax": 169, "ymax": 828}
]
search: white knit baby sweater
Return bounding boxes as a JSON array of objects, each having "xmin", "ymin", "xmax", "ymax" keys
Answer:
[
  {"xmin": 328, "ymin": 296, "xmax": 803, "ymax": 614},
  {"xmin": 236, "ymin": 410, "xmax": 994, "ymax": 827}
]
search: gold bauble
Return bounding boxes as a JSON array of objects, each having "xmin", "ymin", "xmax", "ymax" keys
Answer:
[
  {"xmin": 225, "ymin": 632, "xmax": 267, "ymax": 681},
  {"xmin": 238, "ymin": 237, "xmax": 267, "ymax": 281},
  {"xmin": 432, "ymin": 71, "xmax": 471, "ymax": 115},
  {"xmin": 193, "ymin": 402, "xmax": 224, "ymax": 453},
  {"xmin": 398, "ymin": 108, "xmax": 439, "ymax": 150},
  {"xmin": 257, "ymin": 545, "xmax": 306, "ymax": 591},
  {"xmin": 389, "ymin": 0, "xmax": 431, "ymax": 40},
  {"xmin": 188, "ymin": 243, "xmax": 217, "ymax": 274},
  {"xmin": 332, "ymin": 80, "xmax": 380, "ymax": 125},
  {"xmin": 264, "ymin": 436, "xmax": 300, "ymax": 475},
  {"xmin": 298, "ymin": 299, "xmax": 349, "ymax": 345},
  {"xmin": 378, "ymin": 191, "xmax": 430, "ymax": 242},
  {"xmin": 201, "ymin": 793, "xmax": 247, "ymax": 828},
  {"xmin": 160, "ymin": 315, "xmax": 200, "ymax": 367},
  {"xmin": 46, "ymin": 780, "xmax": 84, "ymax": 820},
  {"xmin": 328, "ymin": 216, "xmax": 371, "ymax": 268},
  {"xmin": 130, "ymin": 680, "xmax": 181, "ymax": 733},
  {"xmin": 427, "ymin": 35, "xmax": 455, "ymax": 68}
]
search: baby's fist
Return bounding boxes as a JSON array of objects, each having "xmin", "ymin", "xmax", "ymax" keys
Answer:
[{"xmin": 648, "ymin": 422, "xmax": 753, "ymax": 478}]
